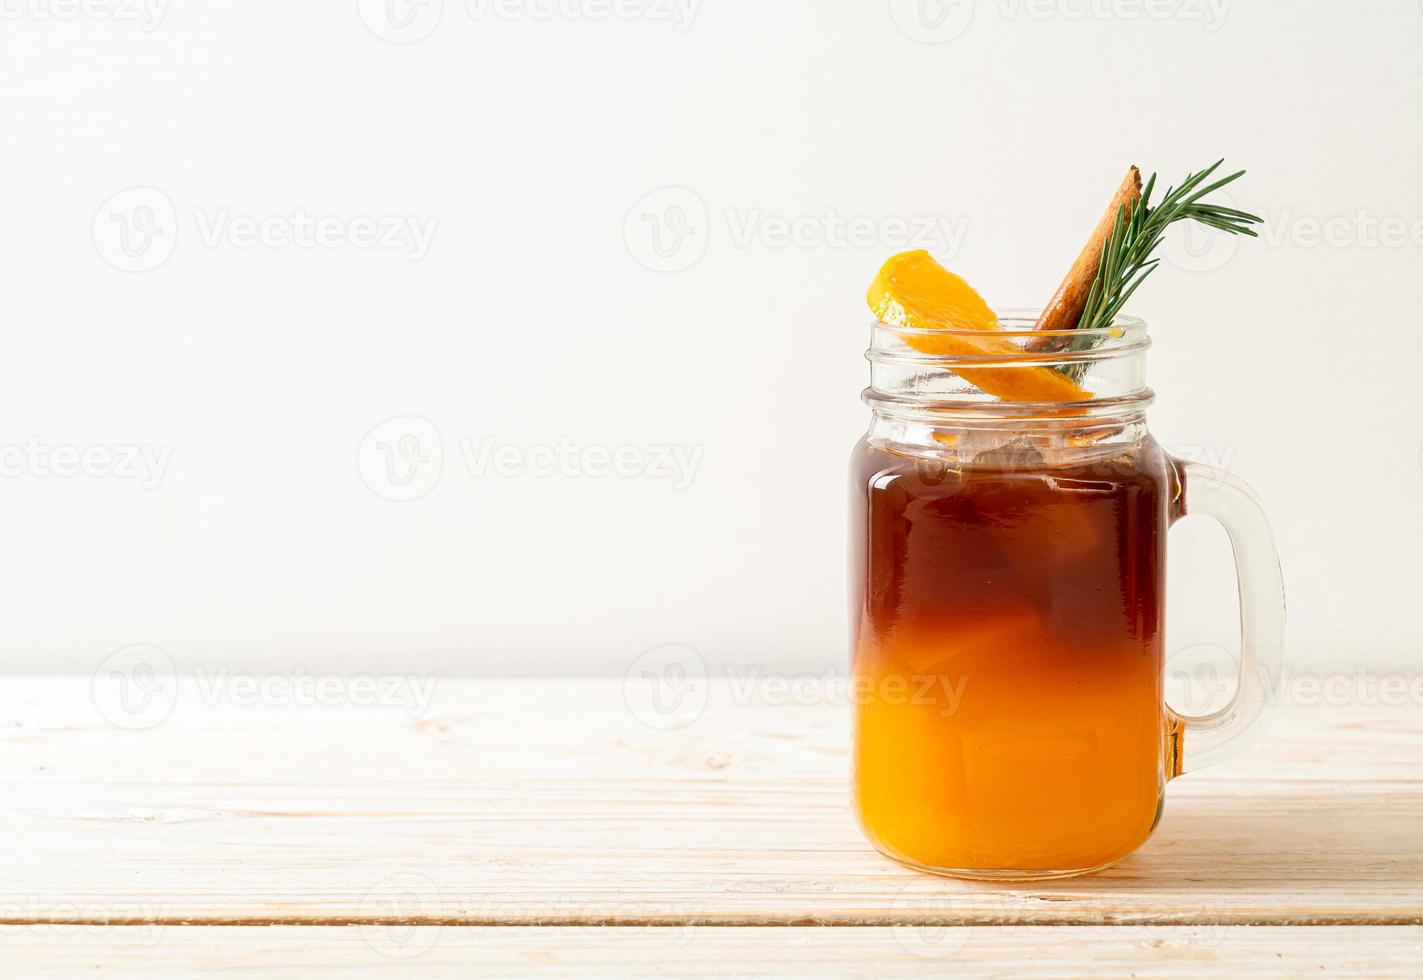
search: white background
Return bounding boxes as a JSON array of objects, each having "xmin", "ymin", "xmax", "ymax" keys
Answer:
[{"xmin": 1, "ymin": 0, "xmax": 1419, "ymax": 677}]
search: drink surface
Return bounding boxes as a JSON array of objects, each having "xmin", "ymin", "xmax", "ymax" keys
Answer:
[{"xmin": 850, "ymin": 435, "xmax": 1177, "ymax": 874}]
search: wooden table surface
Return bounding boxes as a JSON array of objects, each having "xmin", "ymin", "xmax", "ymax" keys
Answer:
[{"xmin": 2, "ymin": 674, "xmax": 1419, "ymax": 976}]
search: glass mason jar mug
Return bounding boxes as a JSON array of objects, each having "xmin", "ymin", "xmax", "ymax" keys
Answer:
[{"xmin": 850, "ymin": 312, "xmax": 1285, "ymax": 880}]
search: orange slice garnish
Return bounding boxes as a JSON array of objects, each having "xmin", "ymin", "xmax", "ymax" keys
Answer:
[{"xmin": 867, "ymin": 250, "xmax": 1090, "ymax": 403}]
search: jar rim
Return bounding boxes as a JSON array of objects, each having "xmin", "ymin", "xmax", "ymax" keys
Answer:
[
  {"xmin": 864, "ymin": 307, "xmax": 1153, "ymax": 416},
  {"xmin": 872, "ymin": 308, "xmax": 1148, "ymax": 343}
]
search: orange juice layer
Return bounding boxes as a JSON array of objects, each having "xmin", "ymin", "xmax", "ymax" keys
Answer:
[{"xmin": 850, "ymin": 438, "xmax": 1175, "ymax": 873}]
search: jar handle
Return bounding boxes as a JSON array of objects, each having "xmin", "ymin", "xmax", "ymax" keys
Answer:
[{"xmin": 1166, "ymin": 459, "xmax": 1286, "ymax": 776}]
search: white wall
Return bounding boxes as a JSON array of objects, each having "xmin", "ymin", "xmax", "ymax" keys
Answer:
[{"xmin": 1, "ymin": 0, "xmax": 1418, "ymax": 675}]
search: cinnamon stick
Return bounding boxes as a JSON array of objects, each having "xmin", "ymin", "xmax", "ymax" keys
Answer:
[{"xmin": 1031, "ymin": 166, "xmax": 1142, "ymax": 339}]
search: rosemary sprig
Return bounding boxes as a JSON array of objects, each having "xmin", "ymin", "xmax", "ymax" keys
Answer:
[{"xmin": 1070, "ymin": 160, "xmax": 1262, "ymax": 347}]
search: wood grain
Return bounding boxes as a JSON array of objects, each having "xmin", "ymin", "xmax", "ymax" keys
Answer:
[
  {"xmin": 1, "ymin": 676, "xmax": 1419, "ymax": 927},
  {"xmin": 1032, "ymin": 164, "xmax": 1143, "ymax": 334},
  {"xmin": 3, "ymin": 926, "xmax": 1421, "ymax": 977}
]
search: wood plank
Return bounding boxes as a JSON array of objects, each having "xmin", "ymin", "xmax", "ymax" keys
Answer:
[
  {"xmin": 1, "ymin": 676, "xmax": 1419, "ymax": 926},
  {"xmin": 3, "ymin": 926, "xmax": 1421, "ymax": 977}
]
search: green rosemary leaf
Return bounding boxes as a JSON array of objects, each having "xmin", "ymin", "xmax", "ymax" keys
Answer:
[
  {"xmin": 1073, "ymin": 161, "xmax": 1262, "ymax": 337},
  {"xmin": 1102, "ymin": 260, "xmax": 1158, "ymax": 320}
]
